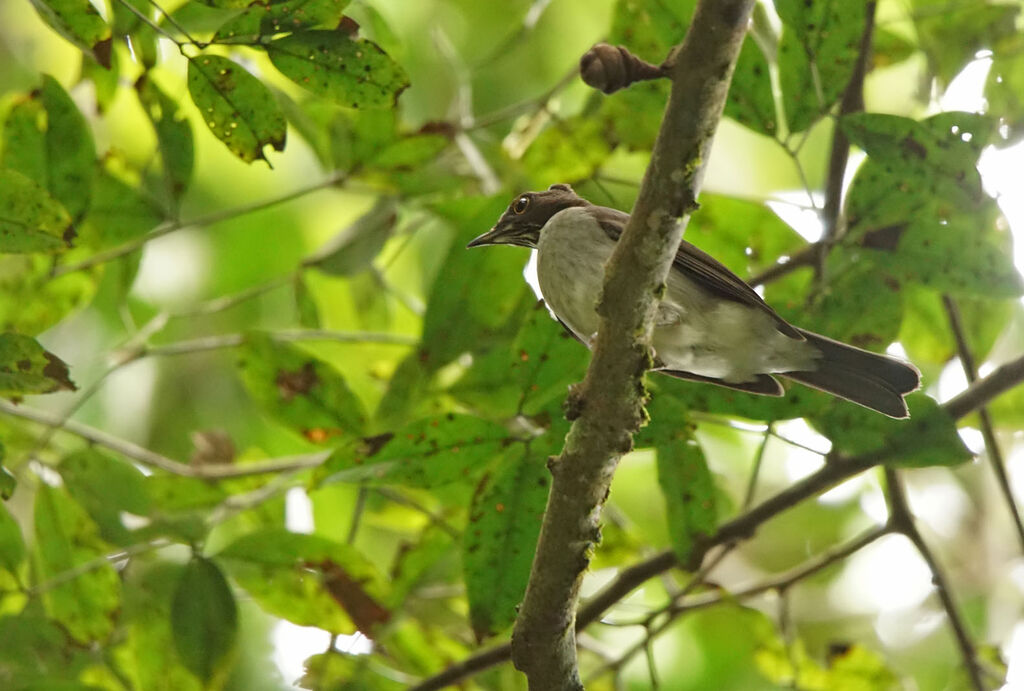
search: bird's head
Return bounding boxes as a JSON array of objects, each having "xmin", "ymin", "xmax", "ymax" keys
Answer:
[{"xmin": 467, "ymin": 183, "xmax": 585, "ymax": 249}]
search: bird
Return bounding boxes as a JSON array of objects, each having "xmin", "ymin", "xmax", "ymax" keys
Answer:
[{"xmin": 467, "ymin": 183, "xmax": 921, "ymax": 418}]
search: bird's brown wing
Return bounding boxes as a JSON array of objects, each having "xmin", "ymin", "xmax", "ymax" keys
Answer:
[{"xmin": 589, "ymin": 204, "xmax": 802, "ymax": 340}]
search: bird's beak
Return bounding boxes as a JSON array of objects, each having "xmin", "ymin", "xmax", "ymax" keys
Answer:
[{"xmin": 466, "ymin": 225, "xmax": 506, "ymax": 248}]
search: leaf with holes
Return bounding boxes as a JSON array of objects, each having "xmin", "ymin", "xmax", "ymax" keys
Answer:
[
  {"xmin": 463, "ymin": 437, "xmax": 553, "ymax": 640},
  {"xmin": 28, "ymin": 0, "xmax": 112, "ymax": 67},
  {"xmin": 187, "ymin": 54, "xmax": 286, "ymax": 163},
  {"xmin": 267, "ymin": 31, "xmax": 409, "ymax": 108},
  {"xmin": 171, "ymin": 557, "xmax": 238, "ymax": 683},
  {"xmin": 2, "ymin": 75, "xmax": 96, "ymax": 223},
  {"xmin": 237, "ymin": 332, "xmax": 367, "ymax": 443},
  {"xmin": 0, "ymin": 332, "xmax": 75, "ymax": 395},
  {"xmin": 213, "ymin": 0, "xmax": 351, "ymax": 44},
  {"xmin": 320, "ymin": 414, "xmax": 510, "ymax": 488}
]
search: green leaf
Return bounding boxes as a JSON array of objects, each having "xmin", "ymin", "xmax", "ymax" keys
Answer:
[
  {"xmin": 59, "ymin": 449, "xmax": 151, "ymax": 546},
  {"xmin": 267, "ymin": 31, "xmax": 409, "ymax": 108},
  {"xmin": 0, "ymin": 255, "xmax": 96, "ymax": 334},
  {"xmin": 217, "ymin": 528, "xmax": 390, "ymax": 634},
  {"xmin": 899, "ymin": 286, "xmax": 1013, "ymax": 367},
  {"xmin": 0, "ymin": 501, "xmax": 25, "ymax": 576},
  {"xmin": 33, "ymin": 484, "xmax": 121, "ymax": 643},
  {"xmin": 986, "ymin": 33, "xmax": 1024, "ymax": 144},
  {"xmin": 186, "ymin": 54, "xmax": 287, "ymax": 163},
  {"xmin": 294, "ymin": 274, "xmax": 321, "ymax": 328},
  {"xmin": 813, "ymin": 393, "xmax": 972, "ymax": 468},
  {"xmin": 0, "ymin": 333, "xmax": 75, "ymax": 396},
  {"xmin": 0, "ymin": 457, "xmax": 14, "ymax": 500},
  {"xmin": 0, "ymin": 170, "xmax": 72, "ymax": 253},
  {"xmin": 321, "ymin": 414, "xmax": 510, "ymax": 488},
  {"xmin": 2, "ymin": 75, "xmax": 97, "ymax": 223},
  {"xmin": 213, "ymin": 0, "xmax": 351, "ymax": 44},
  {"xmin": 304, "ymin": 196, "xmax": 398, "ymax": 276},
  {"xmin": 608, "ymin": 0, "xmax": 691, "ymax": 58},
  {"xmin": 171, "ymin": 556, "xmax": 238, "ymax": 683},
  {"xmin": 0, "ymin": 612, "xmax": 94, "ymax": 686},
  {"xmin": 522, "ymin": 116, "xmax": 613, "ymax": 186},
  {"xmin": 117, "ymin": 562, "xmax": 203, "ymax": 691},
  {"xmin": 81, "ymin": 50, "xmax": 120, "ymax": 113},
  {"xmin": 452, "ymin": 300, "xmax": 586, "ymax": 417},
  {"xmin": 299, "ymin": 651, "xmax": 404, "ymax": 691},
  {"xmin": 655, "ymin": 434, "xmax": 717, "ymax": 568},
  {"xmin": 463, "ymin": 439, "xmax": 552, "ymax": 640},
  {"xmin": 135, "ymin": 75, "xmax": 195, "ymax": 204},
  {"xmin": 28, "ymin": 0, "xmax": 112, "ymax": 68},
  {"xmin": 776, "ymin": 0, "xmax": 867, "ymax": 133},
  {"xmin": 237, "ymin": 332, "xmax": 367, "ymax": 443},
  {"xmin": 370, "ymin": 133, "xmax": 450, "ymax": 170},
  {"xmin": 912, "ymin": 0, "xmax": 1018, "ymax": 87},
  {"xmin": 79, "ymin": 165, "xmax": 164, "ymax": 250},
  {"xmin": 420, "ymin": 195, "xmax": 534, "ymax": 369},
  {"xmin": 872, "ymin": 29, "xmax": 918, "ymax": 69},
  {"xmin": 724, "ymin": 36, "xmax": 777, "ymax": 137}
]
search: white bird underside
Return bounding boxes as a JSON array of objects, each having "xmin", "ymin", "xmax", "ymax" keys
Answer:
[{"xmin": 535, "ymin": 207, "xmax": 818, "ymax": 384}]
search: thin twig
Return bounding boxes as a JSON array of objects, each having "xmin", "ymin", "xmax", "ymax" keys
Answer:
[
  {"xmin": 0, "ymin": 400, "xmax": 329, "ymax": 478},
  {"xmin": 943, "ymin": 296, "xmax": 1024, "ymax": 551},
  {"xmin": 742, "ymin": 424, "xmax": 772, "ymax": 509},
  {"xmin": 884, "ymin": 468, "xmax": 984, "ymax": 691},
  {"xmin": 53, "ymin": 173, "xmax": 346, "ymax": 278}
]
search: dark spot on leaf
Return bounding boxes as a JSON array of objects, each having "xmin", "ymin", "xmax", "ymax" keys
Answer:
[{"xmin": 275, "ymin": 361, "xmax": 318, "ymax": 401}]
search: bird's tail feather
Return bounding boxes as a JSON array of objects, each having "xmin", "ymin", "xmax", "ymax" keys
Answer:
[{"xmin": 783, "ymin": 329, "xmax": 921, "ymax": 419}]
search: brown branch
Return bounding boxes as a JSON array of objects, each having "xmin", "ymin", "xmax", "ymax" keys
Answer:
[
  {"xmin": 943, "ymin": 296, "xmax": 1024, "ymax": 551},
  {"xmin": 944, "ymin": 353, "xmax": 1024, "ymax": 421},
  {"xmin": 510, "ymin": 2, "xmax": 756, "ymax": 687},
  {"xmin": 884, "ymin": 468, "xmax": 984, "ymax": 691},
  {"xmin": 0, "ymin": 400, "xmax": 328, "ymax": 478},
  {"xmin": 412, "ymin": 347, "xmax": 1024, "ymax": 688}
]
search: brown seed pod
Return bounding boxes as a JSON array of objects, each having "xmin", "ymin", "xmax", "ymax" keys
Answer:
[{"xmin": 579, "ymin": 43, "xmax": 665, "ymax": 95}]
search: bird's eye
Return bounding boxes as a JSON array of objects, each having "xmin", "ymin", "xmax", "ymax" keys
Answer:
[{"xmin": 512, "ymin": 196, "xmax": 530, "ymax": 214}]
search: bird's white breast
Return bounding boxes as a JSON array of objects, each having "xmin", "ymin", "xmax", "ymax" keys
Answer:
[{"xmin": 536, "ymin": 207, "xmax": 612, "ymax": 342}]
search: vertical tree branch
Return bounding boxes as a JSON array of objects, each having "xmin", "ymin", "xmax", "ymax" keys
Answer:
[
  {"xmin": 509, "ymin": 1, "xmax": 756, "ymax": 687},
  {"xmin": 884, "ymin": 468, "xmax": 984, "ymax": 691},
  {"xmin": 942, "ymin": 295, "xmax": 1024, "ymax": 551}
]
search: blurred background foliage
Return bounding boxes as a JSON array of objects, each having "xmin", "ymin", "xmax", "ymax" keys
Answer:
[{"xmin": 1, "ymin": 0, "xmax": 1024, "ymax": 689}]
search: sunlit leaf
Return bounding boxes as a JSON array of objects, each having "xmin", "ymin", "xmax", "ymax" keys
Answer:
[
  {"xmin": 0, "ymin": 332, "xmax": 75, "ymax": 396},
  {"xmin": 187, "ymin": 54, "xmax": 287, "ymax": 163},
  {"xmin": 217, "ymin": 528, "xmax": 389, "ymax": 634},
  {"xmin": 0, "ymin": 255, "xmax": 95, "ymax": 334},
  {"xmin": 33, "ymin": 485, "xmax": 121, "ymax": 643},
  {"xmin": 299, "ymin": 651, "xmax": 404, "ymax": 690},
  {"xmin": 321, "ymin": 414, "xmax": 509, "ymax": 488},
  {"xmin": 2, "ymin": 75, "xmax": 96, "ymax": 223},
  {"xmin": 912, "ymin": 0, "xmax": 1018, "ymax": 87},
  {"xmin": 237, "ymin": 332, "xmax": 367, "ymax": 443},
  {"xmin": 522, "ymin": 116, "xmax": 613, "ymax": 186},
  {"xmin": 136, "ymin": 75, "xmax": 194, "ymax": 204},
  {"xmin": 899, "ymin": 286, "xmax": 1013, "ymax": 367},
  {"xmin": 213, "ymin": 0, "xmax": 351, "ymax": 44},
  {"xmin": 116, "ymin": 562, "xmax": 202, "ymax": 691},
  {"xmin": 267, "ymin": 31, "xmax": 409, "ymax": 108},
  {"xmin": 171, "ymin": 556, "xmax": 237, "ymax": 683},
  {"xmin": 463, "ymin": 437, "xmax": 552, "ymax": 640},
  {"xmin": 655, "ymin": 433, "xmax": 717, "ymax": 568},
  {"xmin": 0, "ymin": 170, "xmax": 72, "ymax": 253},
  {"xmin": 28, "ymin": 0, "xmax": 112, "ymax": 67},
  {"xmin": 986, "ymin": 33, "xmax": 1024, "ymax": 144}
]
